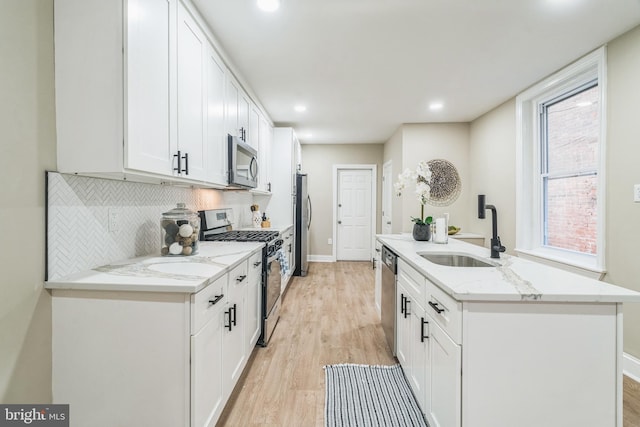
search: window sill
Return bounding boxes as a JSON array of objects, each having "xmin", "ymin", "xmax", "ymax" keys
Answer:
[{"xmin": 514, "ymin": 248, "xmax": 606, "ymax": 280}]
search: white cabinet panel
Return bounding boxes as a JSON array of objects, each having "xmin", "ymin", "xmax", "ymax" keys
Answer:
[
  {"xmin": 428, "ymin": 321, "xmax": 461, "ymax": 427},
  {"xmin": 126, "ymin": 0, "xmax": 175, "ymax": 176},
  {"xmin": 191, "ymin": 313, "xmax": 224, "ymax": 427},
  {"xmin": 246, "ymin": 252, "xmax": 262, "ymax": 349},
  {"xmin": 205, "ymin": 44, "xmax": 227, "ymax": 186},
  {"xmin": 177, "ymin": 4, "xmax": 207, "ymax": 180}
]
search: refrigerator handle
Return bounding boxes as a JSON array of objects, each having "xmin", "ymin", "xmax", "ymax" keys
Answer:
[{"xmin": 307, "ymin": 195, "xmax": 312, "ymax": 230}]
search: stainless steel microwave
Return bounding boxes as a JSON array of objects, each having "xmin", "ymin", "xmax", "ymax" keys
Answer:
[{"xmin": 228, "ymin": 134, "xmax": 258, "ymax": 188}]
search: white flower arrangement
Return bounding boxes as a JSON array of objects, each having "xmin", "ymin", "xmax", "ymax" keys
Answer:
[{"xmin": 394, "ymin": 161, "xmax": 433, "ymax": 225}]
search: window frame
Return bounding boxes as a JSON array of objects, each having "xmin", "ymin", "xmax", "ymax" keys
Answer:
[{"xmin": 515, "ymin": 47, "xmax": 607, "ymax": 278}]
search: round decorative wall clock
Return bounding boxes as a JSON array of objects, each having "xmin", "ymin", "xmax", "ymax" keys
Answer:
[{"xmin": 427, "ymin": 159, "xmax": 461, "ymax": 206}]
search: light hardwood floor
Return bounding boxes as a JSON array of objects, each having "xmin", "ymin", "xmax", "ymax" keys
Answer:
[{"xmin": 218, "ymin": 261, "xmax": 640, "ymax": 427}]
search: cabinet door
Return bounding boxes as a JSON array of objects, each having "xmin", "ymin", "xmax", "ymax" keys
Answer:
[
  {"xmin": 222, "ymin": 295, "xmax": 245, "ymax": 400},
  {"xmin": 428, "ymin": 321, "xmax": 461, "ymax": 427},
  {"xmin": 205, "ymin": 44, "xmax": 227, "ymax": 185},
  {"xmin": 246, "ymin": 253, "xmax": 262, "ymax": 350},
  {"xmin": 126, "ymin": 0, "xmax": 175, "ymax": 176},
  {"xmin": 396, "ymin": 282, "xmax": 411, "ymax": 368},
  {"xmin": 249, "ymin": 105, "xmax": 260, "ymax": 149},
  {"xmin": 410, "ymin": 303, "xmax": 430, "ymax": 416},
  {"xmin": 191, "ymin": 314, "xmax": 224, "ymax": 427},
  {"xmin": 226, "ymin": 78, "xmax": 239, "ymax": 138},
  {"xmin": 258, "ymin": 115, "xmax": 272, "ymax": 192},
  {"xmin": 176, "ymin": 4, "xmax": 207, "ymax": 180},
  {"xmin": 238, "ymin": 91, "xmax": 250, "ymax": 142}
]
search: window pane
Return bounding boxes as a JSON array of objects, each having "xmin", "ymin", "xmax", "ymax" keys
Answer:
[
  {"xmin": 546, "ymin": 85, "xmax": 599, "ymax": 175},
  {"xmin": 544, "ymin": 174, "xmax": 597, "ymax": 255}
]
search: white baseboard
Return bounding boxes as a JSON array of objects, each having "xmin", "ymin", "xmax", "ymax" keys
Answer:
[
  {"xmin": 624, "ymin": 352, "xmax": 640, "ymax": 382},
  {"xmin": 307, "ymin": 255, "xmax": 335, "ymax": 263}
]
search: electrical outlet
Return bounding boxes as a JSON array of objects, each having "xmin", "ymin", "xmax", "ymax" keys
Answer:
[
  {"xmin": 328, "ymin": 238, "xmax": 333, "ymax": 245},
  {"xmin": 635, "ymin": 184, "xmax": 640, "ymax": 203},
  {"xmin": 108, "ymin": 208, "xmax": 120, "ymax": 233}
]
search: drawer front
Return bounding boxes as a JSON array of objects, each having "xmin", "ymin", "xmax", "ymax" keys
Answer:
[
  {"xmin": 398, "ymin": 259, "xmax": 425, "ymax": 303},
  {"xmin": 228, "ymin": 260, "xmax": 249, "ymax": 296},
  {"xmin": 425, "ymin": 278, "xmax": 462, "ymax": 344},
  {"xmin": 248, "ymin": 251, "xmax": 263, "ymax": 285},
  {"xmin": 191, "ymin": 274, "xmax": 227, "ymax": 334}
]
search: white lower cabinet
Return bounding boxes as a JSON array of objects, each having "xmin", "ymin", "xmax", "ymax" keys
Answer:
[
  {"xmin": 396, "ymin": 259, "xmax": 461, "ymax": 427},
  {"xmin": 191, "ymin": 309, "xmax": 224, "ymax": 427},
  {"xmin": 395, "ymin": 256, "xmax": 619, "ymax": 427},
  {"xmin": 51, "ymin": 254, "xmax": 261, "ymax": 427}
]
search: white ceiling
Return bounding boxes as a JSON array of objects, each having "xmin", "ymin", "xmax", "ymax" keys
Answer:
[{"xmin": 192, "ymin": 0, "xmax": 640, "ymax": 144}]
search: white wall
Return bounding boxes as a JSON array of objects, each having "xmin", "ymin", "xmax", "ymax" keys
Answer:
[
  {"xmin": 0, "ymin": 0, "xmax": 56, "ymax": 403},
  {"xmin": 604, "ymin": 25, "xmax": 640, "ymax": 359},
  {"xmin": 400, "ymin": 123, "xmax": 471, "ymax": 233},
  {"xmin": 468, "ymin": 99, "xmax": 517, "ymax": 254}
]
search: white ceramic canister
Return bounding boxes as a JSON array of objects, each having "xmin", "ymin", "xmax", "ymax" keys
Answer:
[{"xmin": 160, "ymin": 203, "xmax": 200, "ymax": 256}]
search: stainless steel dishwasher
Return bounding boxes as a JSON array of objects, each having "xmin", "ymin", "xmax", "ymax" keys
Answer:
[{"xmin": 380, "ymin": 246, "xmax": 398, "ymax": 355}]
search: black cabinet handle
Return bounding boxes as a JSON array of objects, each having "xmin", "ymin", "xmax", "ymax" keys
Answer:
[
  {"xmin": 231, "ymin": 303, "xmax": 237, "ymax": 326},
  {"xmin": 400, "ymin": 294, "xmax": 405, "ymax": 315},
  {"xmin": 225, "ymin": 308, "xmax": 232, "ymax": 331},
  {"xmin": 253, "ymin": 261, "xmax": 262, "ymax": 267},
  {"xmin": 421, "ymin": 318, "xmax": 429, "ymax": 342},
  {"xmin": 236, "ymin": 275, "xmax": 247, "ymax": 283},
  {"xmin": 173, "ymin": 151, "xmax": 188, "ymax": 175},
  {"xmin": 429, "ymin": 301, "xmax": 445, "ymax": 314},
  {"xmin": 404, "ymin": 298, "xmax": 410, "ymax": 319},
  {"xmin": 208, "ymin": 294, "xmax": 224, "ymax": 306},
  {"xmin": 183, "ymin": 152, "xmax": 189, "ymax": 175},
  {"xmin": 173, "ymin": 150, "xmax": 182, "ymax": 174}
]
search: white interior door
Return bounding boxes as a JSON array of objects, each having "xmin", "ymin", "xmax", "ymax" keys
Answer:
[
  {"xmin": 382, "ymin": 160, "xmax": 393, "ymax": 234},
  {"xmin": 337, "ymin": 169, "xmax": 372, "ymax": 261}
]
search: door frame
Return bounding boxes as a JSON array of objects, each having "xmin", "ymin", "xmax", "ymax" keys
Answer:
[
  {"xmin": 332, "ymin": 164, "xmax": 377, "ymax": 262},
  {"xmin": 382, "ymin": 160, "xmax": 393, "ymax": 234}
]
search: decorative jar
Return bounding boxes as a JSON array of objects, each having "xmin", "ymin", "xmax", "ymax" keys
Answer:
[{"xmin": 160, "ymin": 203, "xmax": 200, "ymax": 256}]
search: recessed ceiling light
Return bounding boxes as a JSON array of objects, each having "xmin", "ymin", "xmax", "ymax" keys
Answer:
[
  {"xmin": 429, "ymin": 102, "xmax": 443, "ymax": 111},
  {"xmin": 294, "ymin": 105, "xmax": 307, "ymax": 112},
  {"xmin": 257, "ymin": 0, "xmax": 280, "ymax": 12}
]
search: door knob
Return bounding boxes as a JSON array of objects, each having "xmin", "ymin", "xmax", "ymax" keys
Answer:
[
  {"xmin": 387, "ymin": 221, "xmax": 391, "ymax": 225},
  {"xmin": 338, "ymin": 221, "xmax": 342, "ymax": 224}
]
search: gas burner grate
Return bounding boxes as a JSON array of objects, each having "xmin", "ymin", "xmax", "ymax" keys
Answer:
[{"xmin": 203, "ymin": 230, "xmax": 280, "ymax": 243}]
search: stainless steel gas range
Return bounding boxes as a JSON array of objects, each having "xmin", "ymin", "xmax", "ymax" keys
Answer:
[{"xmin": 199, "ymin": 209, "xmax": 283, "ymax": 346}]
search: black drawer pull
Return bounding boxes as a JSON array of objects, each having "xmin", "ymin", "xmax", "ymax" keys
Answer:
[
  {"xmin": 429, "ymin": 301, "xmax": 445, "ymax": 314},
  {"xmin": 236, "ymin": 275, "xmax": 247, "ymax": 282},
  {"xmin": 400, "ymin": 294, "xmax": 405, "ymax": 314},
  {"xmin": 208, "ymin": 294, "xmax": 224, "ymax": 306},
  {"xmin": 231, "ymin": 303, "xmax": 237, "ymax": 326},
  {"xmin": 404, "ymin": 298, "xmax": 410, "ymax": 318},
  {"xmin": 253, "ymin": 261, "xmax": 262, "ymax": 267},
  {"xmin": 224, "ymin": 309, "xmax": 232, "ymax": 331}
]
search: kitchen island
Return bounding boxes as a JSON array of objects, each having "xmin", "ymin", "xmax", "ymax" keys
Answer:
[
  {"xmin": 377, "ymin": 233, "xmax": 640, "ymax": 427},
  {"xmin": 45, "ymin": 241, "xmax": 264, "ymax": 427}
]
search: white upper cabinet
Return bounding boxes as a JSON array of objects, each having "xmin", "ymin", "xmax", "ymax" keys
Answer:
[
  {"xmin": 258, "ymin": 115, "xmax": 273, "ymax": 193},
  {"xmin": 126, "ymin": 0, "xmax": 176, "ymax": 176},
  {"xmin": 55, "ymin": 0, "xmax": 177, "ymax": 180},
  {"xmin": 226, "ymin": 75, "xmax": 252, "ymax": 144},
  {"xmin": 249, "ymin": 106, "xmax": 260, "ymax": 150},
  {"xmin": 176, "ymin": 3, "xmax": 207, "ymax": 181},
  {"xmin": 55, "ymin": 0, "xmax": 271, "ymax": 188},
  {"xmin": 205, "ymin": 44, "xmax": 228, "ymax": 186}
]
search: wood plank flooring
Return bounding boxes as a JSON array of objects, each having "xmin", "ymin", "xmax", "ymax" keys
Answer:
[{"xmin": 217, "ymin": 261, "xmax": 640, "ymax": 427}]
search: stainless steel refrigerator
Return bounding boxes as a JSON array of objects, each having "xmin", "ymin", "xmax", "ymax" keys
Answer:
[{"xmin": 294, "ymin": 173, "xmax": 311, "ymax": 276}]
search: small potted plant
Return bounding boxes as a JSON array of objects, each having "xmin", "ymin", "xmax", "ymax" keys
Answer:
[{"xmin": 394, "ymin": 161, "xmax": 433, "ymax": 241}]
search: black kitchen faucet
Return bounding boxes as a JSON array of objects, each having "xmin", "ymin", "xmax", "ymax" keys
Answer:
[{"xmin": 478, "ymin": 195, "xmax": 506, "ymax": 259}]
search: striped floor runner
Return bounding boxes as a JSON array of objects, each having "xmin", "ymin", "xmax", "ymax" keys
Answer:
[{"xmin": 324, "ymin": 364, "xmax": 428, "ymax": 427}]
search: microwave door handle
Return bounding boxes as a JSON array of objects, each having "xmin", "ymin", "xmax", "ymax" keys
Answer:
[{"xmin": 249, "ymin": 156, "xmax": 258, "ymax": 180}]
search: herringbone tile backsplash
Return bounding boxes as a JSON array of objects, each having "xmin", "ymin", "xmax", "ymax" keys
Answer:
[{"xmin": 47, "ymin": 172, "xmax": 254, "ymax": 280}]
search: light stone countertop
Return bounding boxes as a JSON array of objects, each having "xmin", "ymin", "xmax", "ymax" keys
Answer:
[
  {"xmin": 45, "ymin": 241, "xmax": 264, "ymax": 293},
  {"xmin": 377, "ymin": 233, "xmax": 640, "ymax": 303}
]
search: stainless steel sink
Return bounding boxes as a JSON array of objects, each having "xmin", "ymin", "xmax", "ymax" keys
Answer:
[{"xmin": 419, "ymin": 253, "xmax": 496, "ymax": 267}]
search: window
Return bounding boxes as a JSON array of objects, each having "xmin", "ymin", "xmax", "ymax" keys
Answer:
[{"xmin": 516, "ymin": 48, "xmax": 606, "ymax": 276}]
